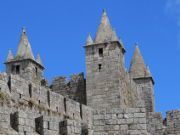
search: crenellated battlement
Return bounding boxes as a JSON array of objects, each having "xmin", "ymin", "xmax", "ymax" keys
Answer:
[
  {"xmin": 0, "ymin": 72, "xmax": 93, "ymax": 135},
  {"xmin": 51, "ymin": 73, "xmax": 86, "ymax": 104}
]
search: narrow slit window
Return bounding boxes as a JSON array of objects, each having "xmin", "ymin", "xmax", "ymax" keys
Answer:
[
  {"xmin": 35, "ymin": 67, "xmax": 38, "ymax": 77},
  {"xmin": 98, "ymin": 64, "xmax": 102, "ymax": 72},
  {"xmin": 47, "ymin": 91, "xmax": 50, "ymax": 107},
  {"xmin": 7, "ymin": 76, "xmax": 11, "ymax": 92},
  {"xmin": 99, "ymin": 48, "xmax": 103, "ymax": 57},
  {"xmin": 29, "ymin": 84, "xmax": 32, "ymax": 98},
  {"xmin": 47, "ymin": 121, "xmax": 50, "ymax": 130},
  {"xmin": 64, "ymin": 98, "xmax": 67, "ymax": 112}
]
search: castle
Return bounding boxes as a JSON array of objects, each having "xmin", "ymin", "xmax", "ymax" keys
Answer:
[{"xmin": 0, "ymin": 11, "xmax": 179, "ymax": 135}]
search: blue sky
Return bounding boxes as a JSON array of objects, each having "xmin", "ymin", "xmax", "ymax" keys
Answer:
[{"xmin": 0, "ymin": 0, "xmax": 179, "ymax": 116}]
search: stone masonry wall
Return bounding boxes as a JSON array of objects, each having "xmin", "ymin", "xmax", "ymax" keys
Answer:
[
  {"xmin": 51, "ymin": 73, "xmax": 86, "ymax": 105},
  {"xmin": 93, "ymin": 107, "xmax": 149, "ymax": 135},
  {"xmin": 1, "ymin": 70, "xmax": 180, "ymax": 134},
  {"xmin": 0, "ymin": 73, "xmax": 93, "ymax": 135},
  {"xmin": 133, "ymin": 78, "xmax": 155, "ymax": 112},
  {"xmin": 146, "ymin": 112, "xmax": 164, "ymax": 135},
  {"xmin": 165, "ymin": 110, "xmax": 180, "ymax": 134}
]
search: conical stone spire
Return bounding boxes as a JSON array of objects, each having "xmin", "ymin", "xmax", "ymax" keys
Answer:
[
  {"xmin": 16, "ymin": 28, "xmax": 35, "ymax": 60},
  {"xmin": 94, "ymin": 10, "xmax": 119, "ymax": 43},
  {"xmin": 145, "ymin": 66, "xmax": 152, "ymax": 77},
  {"xmin": 86, "ymin": 34, "xmax": 93, "ymax": 45},
  {"xmin": 129, "ymin": 45, "xmax": 152, "ymax": 78},
  {"xmin": 6, "ymin": 50, "xmax": 14, "ymax": 62},
  {"xmin": 36, "ymin": 54, "xmax": 43, "ymax": 66}
]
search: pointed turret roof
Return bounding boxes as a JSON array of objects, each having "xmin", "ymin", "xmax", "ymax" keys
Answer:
[
  {"xmin": 6, "ymin": 50, "xmax": 14, "ymax": 62},
  {"xmin": 86, "ymin": 34, "xmax": 93, "ymax": 45},
  {"xmin": 146, "ymin": 66, "xmax": 152, "ymax": 77},
  {"xmin": 36, "ymin": 54, "xmax": 43, "ymax": 66},
  {"xmin": 129, "ymin": 45, "xmax": 152, "ymax": 79},
  {"xmin": 16, "ymin": 28, "xmax": 35, "ymax": 60},
  {"xmin": 94, "ymin": 10, "xmax": 119, "ymax": 43}
]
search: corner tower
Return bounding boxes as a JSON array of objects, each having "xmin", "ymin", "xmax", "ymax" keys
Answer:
[
  {"xmin": 5, "ymin": 28, "xmax": 44, "ymax": 84},
  {"xmin": 85, "ymin": 11, "xmax": 127, "ymax": 109},
  {"xmin": 129, "ymin": 45, "xmax": 155, "ymax": 112}
]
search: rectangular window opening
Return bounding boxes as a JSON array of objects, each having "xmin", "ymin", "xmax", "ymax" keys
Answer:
[
  {"xmin": 64, "ymin": 98, "xmax": 67, "ymax": 113},
  {"xmin": 7, "ymin": 76, "xmax": 11, "ymax": 92},
  {"xmin": 47, "ymin": 91, "xmax": 50, "ymax": 107},
  {"xmin": 98, "ymin": 64, "xmax": 102, "ymax": 72},
  {"xmin": 35, "ymin": 116, "xmax": 43, "ymax": 134},
  {"xmin": 16, "ymin": 65, "xmax": 20, "ymax": 74},
  {"xmin": 35, "ymin": 67, "xmax": 38, "ymax": 77},
  {"xmin": 80, "ymin": 104, "xmax": 83, "ymax": 119},
  {"xmin": 10, "ymin": 112, "xmax": 18, "ymax": 131},
  {"xmin": 47, "ymin": 121, "xmax": 50, "ymax": 130},
  {"xmin": 29, "ymin": 84, "xmax": 32, "ymax": 98},
  {"xmin": 99, "ymin": 48, "xmax": 103, "ymax": 57}
]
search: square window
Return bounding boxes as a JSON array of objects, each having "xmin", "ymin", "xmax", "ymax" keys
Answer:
[{"xmin": 99, "ymin": 48, "xmax": 103, "ymax": 57}]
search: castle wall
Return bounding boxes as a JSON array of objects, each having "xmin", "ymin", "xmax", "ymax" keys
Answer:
[
  {"xmin": 0, "ymin": 73, "xmax": 93, "ymax": 135},
  {"xmin": 1, "ymin": 72, "xmax": 180, "ymax": 134},
  {"xmin": 51, "ymin": 73, "xmax": 86, "ymax": 104},
  {"xmin": 133, "ymin": 78, "xmax": 154, "ymax": 112},
  {"xmin": 146, "ymin": 112, "xmax": 164, "ymax": 135},
  {"xmin": 92, "ymin": 107, "xmax": 149, "ymax": 135},
  {"xmin": 165, "ymin": 110, "xmax": 180, "ymax": 134}
]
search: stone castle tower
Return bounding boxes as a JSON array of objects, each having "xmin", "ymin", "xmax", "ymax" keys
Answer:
[
  {"xmin": 5, "ymin": 28, "xmax": 44, "ymax": 84},
  {"xmin": 0, "ymin": 11, "xmax": 179, "ymax": 135},
  {"xmin": 85, "ymin": 11, "xmax": 154, "ymax": 112}
]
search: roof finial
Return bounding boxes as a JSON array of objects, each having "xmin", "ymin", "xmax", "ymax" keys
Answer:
[
  {"xmin": 102, "ymin": 9, "xmax": 107, "ymax": 16},
  {"xmin": 135, "ymin": 42, "xmax": 139, "ymax": 47},
  {"xmin": 22, "ymin": 27, "xmax": 26, "ymax": 33}
]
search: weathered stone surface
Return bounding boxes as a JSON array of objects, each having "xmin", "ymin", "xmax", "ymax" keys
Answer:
[{"xmin": 0, "ymin": 10, "xmax": 179, "ymax": 135}]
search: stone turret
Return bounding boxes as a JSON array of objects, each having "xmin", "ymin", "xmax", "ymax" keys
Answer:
[
  {"xmin": 130, "ymin": 45, "xmax": 152, "ymax": 79},
  {"xmin": 86, "ymin": 34, "xmax": 93, "ymax": 45},
  {"xmin": 130, "ymin": 45, "xmax": 155, "ymax": 112},
  {"xmin": 85, "ymin": 10, "xmax": 133, "ymax": 109},
  {"xmin": 36, "ymin": 54, "xmax": 43, "ymax": 66},
  {"xmin": 6, "ymin": 50, "xmax": 14, "ymax": 62},
  {"xmin": 4, "ymin": 28, "xmax": 44, "ymax": 84}
]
